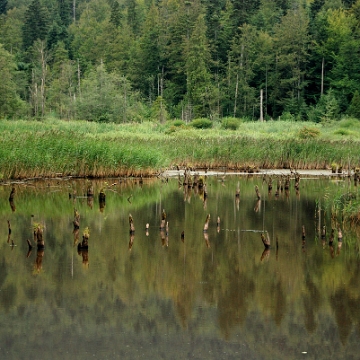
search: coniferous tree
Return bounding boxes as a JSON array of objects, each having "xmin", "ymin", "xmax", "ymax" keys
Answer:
[
  {"xmin": 0, "ymin": 7, "xmax": 24, "ymax": 54},
  {"xmin": 325, "ymin": 9, "xmax": 360, "ymax": 111},
  {"xmin": 250, "ymin": 0, "xmax": 283, "ymax": 32},
  {"xmin": 110, "ymin": 0, "xmax": 123, "ymax": 28},
  {"xmin": 22, "ymin": 0, "xmax": 50, "ymax": 51},
  {"xmin": 348, "ymin": 90, "xmax": 360, "ymax": 119},
  {"xmin": 58, "ymin": 0, "xmax": 72, "ymax": 27},
  {"xmin": 163, "ymin": 0, "xmax": 203, "ymax": 116},
  {"xmin": 126, "ymin": 0, "xmax": 140, "ymax": 35},
  {"xmin": 270, "ymin": 4, "xmax": 310, "ymax": 117},
  {"xmin": 184, "ymin": 13, "xmax": 216, "ymax": 118},
  {"xmin": 231, "ymin": 0, "xmax": 261, "ymax": 27},
  {"xmin": 134, "ymin": 3, "xmax": 162, "ymax": 102},
  {"xmin": 69, "ymin": 0, "xmax": 111, "ymax": 70},
  {"xmin": 228, "ymin": 23, "xmax": 258, "ymax": 118},
  {"xmin": 0, "ymin": 0, "xmax": 7, "ymax": 15},
  {"xmin": 0, "ymin": 44, "xmax": 27, "ymax": 117},
  {"xmin": 47, "ymin": 16, "xmax": 69, "ymax": 51}
]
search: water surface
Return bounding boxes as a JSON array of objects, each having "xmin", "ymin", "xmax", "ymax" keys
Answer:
[{"xmin": 0, "ymin": 174, "xmax": 359, "ymax": 360}]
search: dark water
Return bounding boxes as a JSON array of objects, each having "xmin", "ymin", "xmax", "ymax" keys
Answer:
[{"xmin": 0, "ymin": 174, "xmax": 360, "ymax": 360}]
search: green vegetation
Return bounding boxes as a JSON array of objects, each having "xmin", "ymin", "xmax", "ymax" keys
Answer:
[
  {"xmin": 1, "ymin": 0, "xmax": 360, "ymax": 123},
  {"xmin": 1, "ymin": 118, "xmax": 360, "ymax": 180}
]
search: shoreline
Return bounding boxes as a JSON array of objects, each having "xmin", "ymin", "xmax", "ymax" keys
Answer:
[
  {"xmin": 162, "ymin": 168, "xmax": 348, "ymax": 178},
  {"xmin": 0, "ymin": 168, "xmax": 348, "ymax": 186}
]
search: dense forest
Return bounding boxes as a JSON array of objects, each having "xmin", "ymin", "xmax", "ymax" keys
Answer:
[{"xmin": 1, "ymin": 0, "xmax": 360, "ymax": 123}]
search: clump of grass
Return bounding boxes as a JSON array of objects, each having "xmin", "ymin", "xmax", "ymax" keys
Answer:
[
  {"xmin": 333, "ymin": 129, "xmax": 353, "ymax": 136},
  {"xmin": 190, "ymin": 118, "xmax": 213, "ymax": 129},
  {"xmin": 298, "ymin": 126, "xmax": 320, "ymax": 139},
  {"xmin": 169, "ymin": 119, "xmax": 186, "ymax": 127},
  {"xmin": 221, "ymin": 117, "xmax": 240, "ymax": 130}
]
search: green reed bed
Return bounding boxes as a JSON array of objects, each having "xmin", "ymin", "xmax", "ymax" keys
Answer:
[
  {"xmin": 1, "ymin": 119, "xmax": 360, "ymax": 180},
  {"xmin": 160, "ymin": 133, "xmax": 359, "ymax": 170},
  {"xmin": 0, "ymin": 127, "xmax": 166, "ymax": 179}
]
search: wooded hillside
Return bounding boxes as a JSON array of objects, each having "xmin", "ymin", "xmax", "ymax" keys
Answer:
[{"xmin": 1, "ymin": 0, "xmax": 360, "ymax": 122}]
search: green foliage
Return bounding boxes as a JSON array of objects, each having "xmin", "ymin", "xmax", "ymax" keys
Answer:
[
  {"xmin": 164, "ymin": 119, "xmax": 187, "ymax": 134},
  {"xmin": 110, "ymin": 0, "xmax": 123, "ymax": 28},
  {"xmin": 280, "ymin": 111, "xmax": 296, "ymax": 121},
  {"xmin": 170, "ymin": 119, "xmax": 186, "ymax": 127},
  {"xmin": 189, "ymin": 118, "xmax": 213, "ymax": 129},
  {"xmin": 298, "ymin": 126, "xmax": 321, "ymax": 139},
  {"xmin": 149, "ymin": 96, "xmax": 168, "ymax": 123},
  {"xmin": 1, "ymin": 0, "xmax": 360, "ymax": 122},
  {"xmin": 307, "ymin": 89, "xmax": 340, "ymax": 123},
  {"xmin": 348, "ymin": 90, "xmax": 360, "ymax": 119},
  {"xmin": 184, "ymin": 13, "xmax": 215, "ymax": 118},
  {"xmin": 22, "ymin": 0, "xmax": 50, "ymax": 51},
  {"xmin": 221, "ymin": 117, "xmax": 240, "ymax": 130},
  {"xmin": 76, "ymin": 63, "xmax": 145, "ymax": 123},
  {"xmin": 0, "ymin": 0, "xmax": 7, "ymax": 15},
  {"xmin": 0, "ymin": 44, "xmax": 27, "ymax": 118},
  {"xmin": 2, "ymin": 119, "xmax": 360, "ymax": 179},
  {"xmin": 337, "ymin": 117, "xmax": 360, "ymax": 129},
  {"xmin": 333, "ymin": 128, "xmax": 352, "ymax": 136}
]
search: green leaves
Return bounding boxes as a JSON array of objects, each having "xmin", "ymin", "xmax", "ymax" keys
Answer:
[
  {"xmin": 22, "ymin": 0, "xmax": 50, "ymax": 51},
  {"xmin": 0, "ymin": 45, "xmax": 27, "ymax": 118}
]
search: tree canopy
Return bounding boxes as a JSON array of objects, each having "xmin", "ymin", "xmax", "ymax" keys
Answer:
[{"xmin": 0, "ymin": 0, "xmax": 360, "ymax": 121}]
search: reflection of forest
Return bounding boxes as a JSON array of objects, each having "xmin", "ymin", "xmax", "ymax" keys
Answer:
[{"xmin": 0, "ymin": 177, "xmax": 360, "ymax": 359}]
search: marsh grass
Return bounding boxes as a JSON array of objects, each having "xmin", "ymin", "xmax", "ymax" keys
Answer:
[{"xmin": 1, "ymin": 118, "xmax": 360, "ymax": 180}]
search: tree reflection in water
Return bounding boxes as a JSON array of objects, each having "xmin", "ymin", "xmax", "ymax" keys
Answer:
[{"xmin": 0, "ymin": 174, "xmax": 359, "ymax": 358}]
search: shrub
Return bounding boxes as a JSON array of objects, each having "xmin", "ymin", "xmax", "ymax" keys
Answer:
[
  {"xmin": 348, "ymin": 90, "xmax": 360, "ymax": 119},
  {"xmin": 190, "ymin": 118, "xmax": 213, "ymax": 129},
  {"xmin": 169, "ymin": 119, "xmax": 186, "ymax": 127},
  {"xmin": 280, "ymin": 112, "xmax": 296, "ymax": 122},
  {"xmin": 221, "ymin": 117, "xmax": 240, "ymax": 130},
  {"xmin": 298, "ymin": 126, "xmax": 320, "ymax": 139}
]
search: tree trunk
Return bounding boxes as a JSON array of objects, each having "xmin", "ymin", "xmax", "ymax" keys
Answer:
[
  {"xmin": 233, "ymin": 73, "xmax": 239, "ymax": 117},
  {"xmin": 321, "ymin": 57, "xmax": 324, "ymax": 96},
  {"xmin": 260, "ymin": 89, "xmax": 264, "ymax": 122}
]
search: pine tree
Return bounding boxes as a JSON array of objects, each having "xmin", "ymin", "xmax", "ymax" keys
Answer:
[
  {"xmin": 163, "ymin": 0, "xmax": 203, "ymax": 116},
  {"xmin": 270, "ymin": 4, "xmax": 310, "ymax": 117},
  {"xmin": 0, "ymin": 0, "xmax": 7, "ymax": 15},
  {"xmin": 228, "ymin": 23, "xmax": 258, "ymax": 118},
  {"xmin": 135, "ymin": 3, "xmax": 162, "ymax": 101},
  {"xmin": 348, "ymin": 90, "xmax": 360, "ymax": 119},
  {"xmin": 126, "ymin": 0, "xmax": 140, "ymax": 35},
  {"xmin": 184, "ymin": 13, "xmax": 215, "ymax": 118},
  {"xmin": 0, "ymin": 7, "xmax": 24, "ymax": 54},
  {"xmin": 58, "ymin": 0, "xmax": 72, "ymax": 27},
  {"xmin": 22, "ymin": 0, "xmax": 50, "ymax": 51},
  {"xmin": 0, "ymin": 44, "xmax": 27, "ymax": 118},
  {"xmin": 110, "ymin": 0, "xmax": 123, "ymax": 28}
]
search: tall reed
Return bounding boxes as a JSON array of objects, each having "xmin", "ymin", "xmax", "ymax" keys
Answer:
[{"xmin": 0, "ymin": 119, "xmax": 360, "ymax": 180}]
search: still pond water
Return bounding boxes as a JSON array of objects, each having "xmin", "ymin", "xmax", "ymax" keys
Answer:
[{"xmin": 0, "ymin": 173, "xmax": 360, "ymax": 360}]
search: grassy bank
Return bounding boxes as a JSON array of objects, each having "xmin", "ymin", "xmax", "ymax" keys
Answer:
[{"xmin": 1, "ymin": 118, "xmax": 360, "ymax": 180}]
